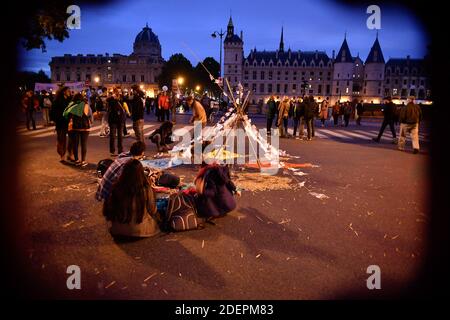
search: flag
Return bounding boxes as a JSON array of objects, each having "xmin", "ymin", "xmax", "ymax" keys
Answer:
[{"xmin": 63, "ymin": 101, "xmax": 85, "ymax": 118}]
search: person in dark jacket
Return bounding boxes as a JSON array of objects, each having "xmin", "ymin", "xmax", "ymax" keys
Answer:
[
  {"xmin": 303, "ymin": 96, "xmax": 315, "ymax": 140},
  {"xmin": 266, "ymin": 95, "xmax": 277, "ymax": 136},
  {"xmin": 356, "ymin": 101, "xmax": 364, "ymax": 125},
  {"xmin": 373, "ymin": 97, "xmax": 397, "ymax": 143},
  {"xmin": 343, "ymin": 102, "xmax": 352, "ymax": 127},
  {"xmin": 50, "ymin": 86, "xmax": 73, "ymax": 162},
  {"xmin": 129, "ymin": 85, "xmax": 145, "ymax": 143},
  {"xmin": 107, "ymin": 89, "xmax": 125, "ymax": 156},
  {"xmin": 398, "ymin": 96, "xmax": 422, "ymax": 154},
  {"xmin": 22, "ymin": 90, "xmax": 38, "ymax": 130},
  {"xmin": 194, "ymin": 164, "xmax": 239, "ymax": 219},
  {"xmin": 292, "ymin": 97, "xmax": 304, "ymax": 138},
  {"xmin": 148, "ymin": 121, "xmax": 173, "ymax": 152}
]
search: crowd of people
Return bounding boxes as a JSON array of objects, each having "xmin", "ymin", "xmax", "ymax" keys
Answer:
[{"xmin": 264, "ymin": 94, "xmax": 422, "ymax": 153}]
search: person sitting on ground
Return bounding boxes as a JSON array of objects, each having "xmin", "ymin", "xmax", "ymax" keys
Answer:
[
  {"xmin": 194, "ymin": 163, "xmax": 240, "ymax": 219},
  {"xmin": 103, "ymin": 159, "xmax": 160, "ymax": 238},
  {"xmin": 148, "ymin": 121, "xmax": 174, "ymax": 152},
  {"xmin": 95, "ymin": 141, "xmax": 180, "ymax": 202}
]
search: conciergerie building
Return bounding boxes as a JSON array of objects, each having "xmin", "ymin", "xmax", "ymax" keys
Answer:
[
  {"xmin": 49, "ymin": 24, "xmax": 164, "ymax": 97},
  {"xmin": 223, "ymin": 17, "xmax": 431, "ymax": 105}
]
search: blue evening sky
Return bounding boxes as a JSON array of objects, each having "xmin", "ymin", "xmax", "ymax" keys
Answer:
[{"xmin": 18, "ymin": 0, "xmax": 428, "ymax": 75}]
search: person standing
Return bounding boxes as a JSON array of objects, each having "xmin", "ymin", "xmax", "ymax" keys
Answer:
[
  {"xmin": 343, "ymin": 102, "xmax": 352, "ymax": 127},
  {"xmin": 277, "ymin": 96, "xmax": 290, "ymax": 138},
  {"xmin": 22, "ymin": 90, "xmax": 38, "ymax": 130},
  {"xmin": 266, "ymin": 95, "xmax": 277, "ymax": 136},
  {"xmin": 129, "ymin": 85, "xmax": 145, "ymax": 144},
  {"xmin": 97, "ymin": 88, "xmax": 109, "ymax": 137},
  {"xmin": 50, "ymin": 87, "xmax": 73, "ymax": 162},
  {"xmin": 121, "ymin": 92, "xmax": 131, "ymax": 138},
  {"xmin": 303, "ymin": 96, "xmax": 315, "ymax": 140},
  {"xmin": 158, "ymin": 87, "xmax": 171, "ymax": 122},
  {"xmin": 107, "ymin": 89, "xmax": 125, "ymax": 156},
  {"xmin": 356, "ymin": 100, "xmax": 364, "ymax": 125},
  {"xmin": 332, "ymin": 101, "xmax": 340, "ymax": 126},
  {"xmin": 292, "ymin": 97, "xmax": 304, "ymax": 138},
  {"xmin": 373, "ymin": 97, "xmax": 397, "ymax": 143},
  {"xmin": 41, "ymin": 90, "xmax": 52, "ymax": 126},
  {"xmin": 65, "ymin": 93, "xmax": 93, "ymax": 167},
  {"xmin": 320, "ymin": 99, "xmax": 328, "ymax": 127},
  {"xmin": 398, "ymin": 96, "xmax": 422, "ymax": 154},
  {"xmin": 145, "ymin": 96, "xmax": 152, "ymax": 115},
  {"xmin": 187, "ymin": 96, "xmax": 207, "ymax": 128},
  {"xmin": 200, "ymin": 93, "xmax": 211, "ymax": 123},
  {"xmin": 170, "ymin": 91, "xmax": 178, "ymax": 124}
]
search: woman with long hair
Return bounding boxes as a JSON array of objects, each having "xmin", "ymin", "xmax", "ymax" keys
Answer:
[{"xmin": 103, "ymin": 159, "xmax": 160, "ymax": 238}]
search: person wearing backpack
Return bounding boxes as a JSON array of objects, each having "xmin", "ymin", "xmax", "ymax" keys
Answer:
[
  {"xmin": 129, "ymin": 85, "xmax": 145, "ymax": 143},
  {"xmin": 66, "ymin": 93, "xmax": 93, "ymax": 167},
  {"xmin": 266, "ymin": 95, "xmax": 277, "ymax": 136},
  {"xmin": 97, "ymin": 87, "xmax": 109, "ymax": 137},
  {"xmin": 107, "ymin": 89, "xmax": 125, "ymax": 156},
  {"xmin": 398, "ymin": 96, "xmax": 422, "ymax": 154},
  {"xmin": 303, "ymin": 96, "xmax": 315, "ymax": 140}
]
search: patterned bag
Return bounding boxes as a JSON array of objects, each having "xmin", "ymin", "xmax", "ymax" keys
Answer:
[{"xmin": 164, "ymin": 192, "xmax": 203, "ymax": 232}]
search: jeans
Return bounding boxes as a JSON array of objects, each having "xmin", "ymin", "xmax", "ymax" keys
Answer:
[
  {"xmin": 72, "ymin": 131, "xmax": 89, "ymax": 162},
  {"xmin": 133, "ymin": 119, "xmax": 145, "ymax": 143},
  {"xmin": 161, "ymin": 109, "xmax": 170, "ymax": 122},
  {"xmin": 398, "ymin": 123, "xmax": 419, "ymax": 151},
  {"xmin": 377, "ymin": 119, "xmax": 396, "ymax": 140},
  {"xmin": 123, "ymin": 118, "xmax": 128, "ymax": 136},
  {"xmin": 42, "ymin": 108, "xmax": 50, "ymax": 126},
  {"xmin": 56, "ymin": 128, "xmax": 73, "ymax": 159},
  {"xmin": 333, "ymin": 114, "xmax": 339, "ymax": 126},
  {"xmin": 305, "ymin": 118, "xmax": 313, "ymax": 139},
  {"xmin": 26, "ymin": 109, "xmax": 36, "ymax": 130},
  {"xmin": 109, "ymin": 123, "xmax": 123, "ymax": 154},
  {"xmin": 344, "ymin": 114, "xmax": 350, "ymax": 127},
  {"xmin": 293, "ymin": 118, "xmax": 299, "ymax": 136},
  {"xmin": 266, "ymin": 117, "xmax": 274, "ymax": 135}
]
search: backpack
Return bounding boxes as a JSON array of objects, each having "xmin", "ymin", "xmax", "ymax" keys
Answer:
[
  {"xmin": 96, "ymin": 159, "xmax": 114, "ymax": 178},
  {"xmin": 163, "ymin": 192, "xmax": 203, "ymax": 232},
  {"xmin": 108, "ymin": 99, "xmax": 125, "ymax": 124}
]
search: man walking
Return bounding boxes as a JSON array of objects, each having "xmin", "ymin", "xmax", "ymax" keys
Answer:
[
  {"xmin": 107, "ymin": 89, "xmax": 125, "ymax": 156},
  {"xmin": 356, "ymin": 100, "xmax": 364, "ymax": 126},
  {"xmin": 373, "ymin": 96, "xmax": 397, "ymax": 143},
  {"xmin": 398, "ymin": 96, "xmax": 422, "ymax": 154}
]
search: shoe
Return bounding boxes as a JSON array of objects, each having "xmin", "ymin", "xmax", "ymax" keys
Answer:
[
  {"xmin": 67, "ymin": 157, "xmax": 76, "ymax": 163},
  {"xmin": 392, "ymin": 138, "xmax": 398, "ymax": 144},
  {"xmin": 307, "ymin": 138, "xmax": 312, "ymax": 141},
  {"xmin": 372, "ymin": 138, "xmax": 380, "ymax": 143},
  {"xmin": 110, "ymin": 153, "xmax": 117, "ymax": 157},
  {"xmin": 413, "ymin": 149, "xmax": 419, "ymax": 154},
  {"xmin": 74, "ymin": 160, "xmax": 81, "ymax": 166},
  {"xmin": 80, "ymin": 161, "xmax": 88, "ymax": 167}
]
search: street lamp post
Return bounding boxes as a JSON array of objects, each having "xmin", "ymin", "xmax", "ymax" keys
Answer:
[{"xmin": 211, "ymin": 29, "xmax": 225, "ymax": 104}]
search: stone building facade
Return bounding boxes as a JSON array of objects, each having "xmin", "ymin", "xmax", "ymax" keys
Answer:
[
  {"xmin": 223, "ymin": 17, "xmax": 431, "ymax": 105},
  {"xmin": 49, "ymin": 24, "xmax": 164, "ymax": 96}
]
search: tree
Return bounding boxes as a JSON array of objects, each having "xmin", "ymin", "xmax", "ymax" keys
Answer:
[
  {"xmin": 17, "ymin": 70, "xmax": 51, "ymax": 91},
  {"xmin": 193, "ymin": 57, "xmax": 221, "ymax": 97},
  {"xmin": 156, "ymin": 53, "xmax": 194, "ymax": 91},
  {"xmin": 20, "ymin": 1, "xmax": 75, "ymax": 52}
]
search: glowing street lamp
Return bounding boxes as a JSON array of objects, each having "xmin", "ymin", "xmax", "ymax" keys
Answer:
[
  {"xmin": 94, "ymin": 76, "xmax": 100, "ymax": 84},
  {"xmin": 177, "ymin": 77, "xmax": 184, "ymax": 86},
  {"xmin": 195, "ymin": 85, "xmax": 201, "ymax": 92},
  {"xmin": 140, "ymin": 84, "xmax": 144, "ymax": 90}
]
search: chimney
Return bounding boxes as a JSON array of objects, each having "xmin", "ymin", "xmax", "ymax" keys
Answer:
[{"xmin": 240, "ymin": 30, "xmax": 243, "ymax": 41}]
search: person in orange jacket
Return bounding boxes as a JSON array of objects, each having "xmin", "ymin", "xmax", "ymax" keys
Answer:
[{"xmin": 158, "ymin": 86, "xmax": 171, "ymax": 122}]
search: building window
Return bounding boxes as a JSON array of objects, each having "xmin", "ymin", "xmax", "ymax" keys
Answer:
[
  {"xmin": 122, "ymin": 75, "xmax": 126, "ymax": 82},
  {"xmin": 393, "ymin": 88, "xmax": 398, "ymax": 95},
  {"xmin": 326, "ymin": 85, "xmax": 330, "ymax": 94},
  {"xmin": 259, "ymin": 83, "xmax": 265, "ymax": 93},
  {"xmin": 66, "ymin": 74, "xmax": 71, "ymax": 81},
  {"xmin": 86, "ymin": 74, "xmax": 91, "ymax": 81},
  {"xmin": 276, "ymin": 84, "xmax": 280, "ymax": 93},
  {"xmin": 244, "ymin": 71, "xmax": 249, "ymax": 80},
  {"xmin": 252, "ymin": 71, "xmax": 257, "ymax": 80},
  {"xmin": 268, "ymin": 84, "xmax": 272, "ymax": 93},
  {"xmin": 403, "ymin": 79, "xmax": 407, "ymax": 85},
  {"xmin": 284, "ymin": 84, "xmax": 288, "ymax": 94},
  {"xmin": 56, "ymin": 74, "xmax": 60, "ymax": 81},
  {"xmin": 252, "ymin": 83, "xmax": 257, "ymax": 92},
  {"xmin": 132, "ymin": 75, "xmax": 136, "ymax": 82},
  {"xmin": 261, "ymin": 71, "xmax": 265, "ymax": 80},
  {"xmin": 141, "ymin": 75, "xmax": 145, "ymax": 82},
  {"xmin": 76, "ymin": 74, "xmax": 81, "ymax": 81},
  {"xmin": 235, "ymin": 54, "xmax": 238, "ymax": 61},
  {"xmin": 336, "ymin": 88, "xmax": 339, "ymax": 94},
  {"xmin": 268, "ymin": 71, "xmax": 273, "ymax": 80},
  {"xmin": 386, "ymin": 79, "xmax": 390, "ymax": 84},
  {"xmin": 318, "ymin": 85, "xmax": 322, "ymax": 94},
  {"xmin": 293, "ymin": 84, "xmax": 297, "ymax": 91}
]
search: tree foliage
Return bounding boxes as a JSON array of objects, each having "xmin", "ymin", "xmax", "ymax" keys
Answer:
[
  {"xmin": 17, "ymin": 70, "xmax": 51, "ymax": 90},
  {"xmin": 156, "ymin": 53, "xmax": 194, "ymax": 90},
  {"xmin": 193, "ymin": 57, "xmax": 221, "ymax": 97}
]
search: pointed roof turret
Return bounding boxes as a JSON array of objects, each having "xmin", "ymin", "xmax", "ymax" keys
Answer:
[
  {"xmin": 365, "ymin": 36, "xmax": 385, "ymax": 63},
  {"xmin": 335, "ymin": 36, "xmax": 353, "ymax": 63},
  {"xmin": 279, "ymin": 27, "xmax": 285, "ymax": 52}
]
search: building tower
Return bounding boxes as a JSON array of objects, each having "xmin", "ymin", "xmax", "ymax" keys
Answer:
[
  {"xmin": 332, "ymin": 35, "xmax": 355, "ymax": 104},
  {"xmin": 363, "ymin": 34, "xmax": 385, "ymax": 103},
  {"xmin": 279, "ymin": 27, "xmax": 284, "ymax": 52},
  {"xmin": 223, "ymin": 16, "xmax": 244, "ymax": 96}
]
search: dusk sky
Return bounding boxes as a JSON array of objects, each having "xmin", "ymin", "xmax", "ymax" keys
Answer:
[{"xmin": 19, "ymin": 0, "xmax": 428, "ymax": 75}]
